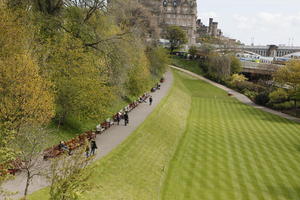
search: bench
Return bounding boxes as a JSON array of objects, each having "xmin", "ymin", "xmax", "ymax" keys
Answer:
[
  {"xmin": 0, "ymin": 159, "xmax": 24, "ymax": 176},
  {"xmin": 101, "ymin": 121, "xmax": 111, "ymax": 129}
]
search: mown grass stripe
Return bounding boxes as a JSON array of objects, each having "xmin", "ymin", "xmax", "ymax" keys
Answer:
[{"xmin": 162, "ymin": 70, "xmax": 300, "ymax": 200}]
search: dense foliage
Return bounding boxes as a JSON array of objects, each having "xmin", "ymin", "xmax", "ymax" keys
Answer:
[
  {"xmin": 165, "ymin": 26, "xmax": 188, "ymax": 52},
  {"xmin": 0, "ymin": 0, "xmax": 169, "ymax": 194}
]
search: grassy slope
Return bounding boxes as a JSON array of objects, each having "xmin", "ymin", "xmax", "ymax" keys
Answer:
[
  {"xmin": 162, "ymin": 71, "xmax": 300, "ymax": 200},
  {"xmin": 31, "ymin": 70, "xmax": 300, "ymax": 200},
  {"xmin": 29, "ymin": 70, "xmax": 191, "ymax": 199},
  {"xmin": 171, "ymin": 56, "xmax": 203, "ymax": 75}
]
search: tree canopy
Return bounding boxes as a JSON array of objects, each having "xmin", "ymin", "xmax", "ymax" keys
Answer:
[
  {"xmin": 0, "ymin": 0, "xmax": 169, "ymax": 194},
  {"xmin": 165, "ymin": 26, "xmax": 188, "ymax": 52}
]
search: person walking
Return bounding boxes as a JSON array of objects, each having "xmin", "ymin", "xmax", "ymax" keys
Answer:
[
  {"xmin": 116, "ymin": 112, "xmax": 121, "ymax": 125},
  {"xmin": 149, "ymin": 96, "xmax": 153, "ymax": 106},
  {"xmin": 124, "ymin": 112, "xmax": 129, "ymax": 126},
  {"xmin": 90, "ymin": 139, "xmax": 98, "ymax": 156},
  {"xmin": 85, "ymin": 144, "xmax": 90, "ymax": 158}
]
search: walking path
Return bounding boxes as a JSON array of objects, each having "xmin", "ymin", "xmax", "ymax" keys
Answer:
[
  {"xmin": 2, "ymin": 70, "xmax": 174, "ymax": 199},
  {"xmin": 171, "ymin": 65, "xmax": 300, "ymax": 123}
]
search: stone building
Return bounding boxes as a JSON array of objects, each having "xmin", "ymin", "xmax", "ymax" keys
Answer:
[
  {"xmin": 138, "ymin": 0, "xmax": 198, "ymax": 46},
  {"xmin": 196, "ymin": 18, "xmax": 222, "ymax": 38},
  {"xmin": 196, "ymin": 19, "xmax": 208, "ymax": 36}
]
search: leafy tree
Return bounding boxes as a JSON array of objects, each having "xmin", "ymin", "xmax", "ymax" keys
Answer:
[
  {"xmin": 0, "ymin": 8, "xmax": 55, "ymax": 131},
  {"xmin": 40, "ymin": 34, "xmax": 113, "ymax": 125},
  {"xmin": 188, "ymin": 46, "xmax": 198, "ymax": 59},
  {"xmin": 126, "ymin": 44, "xmax": 152, "ymax": 96},
  {"xmin": 147, "ymin": 47, "xmax": 169, "ymax": 78},
  {"xmin": 255, "ymin": 92, "xmax": 270, "ymax": 106},
  {"xmin": 230, "ymin": 55, "xmax": 242, "ymax": 74},
  {"xmin": 0, "ymin": 126, "xmax": 16, "ymax": 198},
  {"xmin": 48, "ymin": 146, "xmax": 93, "ymax": 200},
  {"xmin": 165, "ymin": 26, "xmax": 187, "ymax": 53},
  {"xmin": 230, "ymin": 74, "xmax": 248, "ymax": 85},
  {"xmin": 269, "ymin": 89, "xmax": 289, "ymax": 104},
  {"xmin": 207, "ymin": 53, "xmax": 231, "ymax": 81},
  {"xmin": 273, "ymin": 60, "xmax": 300, "ymax": 111},
  {"xmin": 0, "ymin": 5, "xmax": 54, "ymax": 196}
]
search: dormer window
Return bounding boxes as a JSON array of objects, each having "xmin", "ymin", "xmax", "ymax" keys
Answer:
[
  {"xmin": 163, "ymin": 0, "xmax": 167, "ymax": 7},
  {"xmin": 190, "ymin": 1, "xmax": 195, "ymax": 7},
  {"xmin": 173, "ymin": 0, "xmax": 177, "ymax": 7}
]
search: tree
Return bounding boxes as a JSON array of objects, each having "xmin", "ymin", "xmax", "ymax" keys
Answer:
[
  {"xmin": 40, "ymin": 34, "xmax": 113, "ymax": 125},
  {"xmin": 147, "ymin": 47, "xmax": 169, "ymax": 78},
  {"xmin": 0, "ymin": 6, "xmax": 54, "ymax": 197},
  {"xmin": 48, "ymin": 146, "xmax": 93, "ymax": 200},
  {"xmin": 126, "ymin": 45, "xmax": 152, "ymax": 97},
  {"xmin": 207, "ymin": 53, "xmax": 231, "ymax": 81},
  {"xmin": 273, "ymin": 60, "xmax": 300, "ymax": 111},
  {"xmin": 0, "ymin": 126, "xmax": 16, "ymax": 198},
  {"xmin": 269, "ymin": 89, "xmax": 289, "ymax": 104},
  {"xmin": 14, "ymin": 127, "xmax": 51, "ymax": 198},
  {"xmin": 188, "ymin": 46, "xmax": 198, "ymax": 59},
  {"xmin": 230, "ymin": 55, "xmax": 242, "ymax": 74},
  {"xmin": 230, "ymin": 74, "xmax": 248, "ymax": 85},
  {"xmin": 0, "ymin": 6, "xmax": 55, "ymax": 131},
  {"xmin": 165, "ymin": 26, "xmax": 187, "ymax": 53}
]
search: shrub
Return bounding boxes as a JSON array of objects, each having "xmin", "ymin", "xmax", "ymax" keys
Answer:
[
  {"xmin": 269, "ymin": 88, "xmax": 289, "ymax": 104},
  {"xmin": 234, "ymin": 81, "xmax": 266, "ymax": 93},
  {"xmin": 272, "ymin": 101, "xmax": 295, "ymax": 110},
  {"xmin": 243, "ymin": 90, "xmax": 258, "ymax": 100},
  {"xmin": 230, "ymin": 74, "xmax": 248, "ymax": 89},
  {"xmin": 254, "ymin": 92, "xmax": 270, "ymax": 106},
  {"xmin": 230, "ymin": 56, "xmax": 242, "ymax": 74}
]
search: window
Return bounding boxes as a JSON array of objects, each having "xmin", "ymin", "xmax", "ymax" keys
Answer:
[
  {"xmin": 173, "ymin": 0, "xmax": 177, "ymax": 7},
  {"xmin": 163, "ymin": 0, "xmax": 167, "ymax": 7}
]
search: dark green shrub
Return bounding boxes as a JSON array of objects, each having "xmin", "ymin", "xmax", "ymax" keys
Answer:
[
  {"xmin": 254, "ymin": 92, "xmax": 270, "ymax": 106},
  {"xmin": 272, "ymin": 101, "xmax": 294, "ymax": 110}
]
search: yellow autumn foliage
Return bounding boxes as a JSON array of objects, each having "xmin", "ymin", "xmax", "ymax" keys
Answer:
[{"xmin": 0, "ymin": 6, "xmax": 55, "ymax": 130}]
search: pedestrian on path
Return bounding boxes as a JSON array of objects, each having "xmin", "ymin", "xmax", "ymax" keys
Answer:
[
  {"xmin": 116, "ymin": 112, "xmax": 121, "ymax": 125},
  {"xmin": 149, "ymin": 96, "xmax": 153, "ymax": 106},
  {"xmin": 85, "ymin": 144, "xmax": 90, "ymax": 158},
  {"xmin": 124, "ymin": 112, "xmax": 129, "ymax": 126},
  {"xmin": 90, "ymin": 139, "xmax": 98, "ymax": 156}
]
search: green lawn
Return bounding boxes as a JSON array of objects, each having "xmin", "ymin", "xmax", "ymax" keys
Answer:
[
  {"xmin": 171, "ymin": 56, "xmax": 203, "ymax": 75},
  {"xmin": 30, "ymin": 70, "xmax": 192, "ymax": 199},
  {"xmin": 162, "ymin": 71, "xmax": 300, "ymax": 200},
  {"xmin": 30, "ymin": 69, "xmax": 300, "ymax": 200}
]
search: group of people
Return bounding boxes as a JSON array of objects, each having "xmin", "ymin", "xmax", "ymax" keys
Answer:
[
  {"xmin": 115, "ymin": 111, "xmax": 129, "ymax": 126},
  {"xmin": 54, "ymin": 83, "xmax": 160, "ymax": 160},
  {"xmin": 115, "ymin": 97, "xmax": 153, "ymax": 126},
  {"xmin": 86, "ymin": 139, "xmax": 98, "ymax": 158},
  {"xmin": 58, "ymin": 134, "xmax": 98, "ymax": 158}
]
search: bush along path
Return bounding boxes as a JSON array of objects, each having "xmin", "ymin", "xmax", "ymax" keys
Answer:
[
  {"xmin": 171, "ymin": 65, "xmax": 300, "ymax": 123},
  {"xmin": 2, "ymin": 70, "xmax": 173, "ymax": 200}
]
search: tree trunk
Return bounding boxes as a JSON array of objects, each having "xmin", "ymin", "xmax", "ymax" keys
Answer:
[
  {"xmin": 57, "ymin": 112, "xmax": 67, "ymax": 128},
  {"xmin": 295, "ymin": 100, "xmax": 298, "ymax": 117},
  {"xmin": 24, "ymin": 170, "xmax": 31, "ymax": 197}
]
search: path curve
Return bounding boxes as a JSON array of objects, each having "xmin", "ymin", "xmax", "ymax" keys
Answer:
[
  {"xmin": 171, "ymin": 65, "xmax": 300, "ymax": 123},
  {"xmin": 2, "ymin": 70, "xmax": 174, "ymax": 199}
]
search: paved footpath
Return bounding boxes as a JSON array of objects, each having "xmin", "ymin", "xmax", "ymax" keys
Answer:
[
  {"xmin": 171, "ymin": 65, "xmax": 300, "ymax": 123},
  {"xmin": 2, "ymin": 70, "xmax": 174, "ymax": 199}
]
